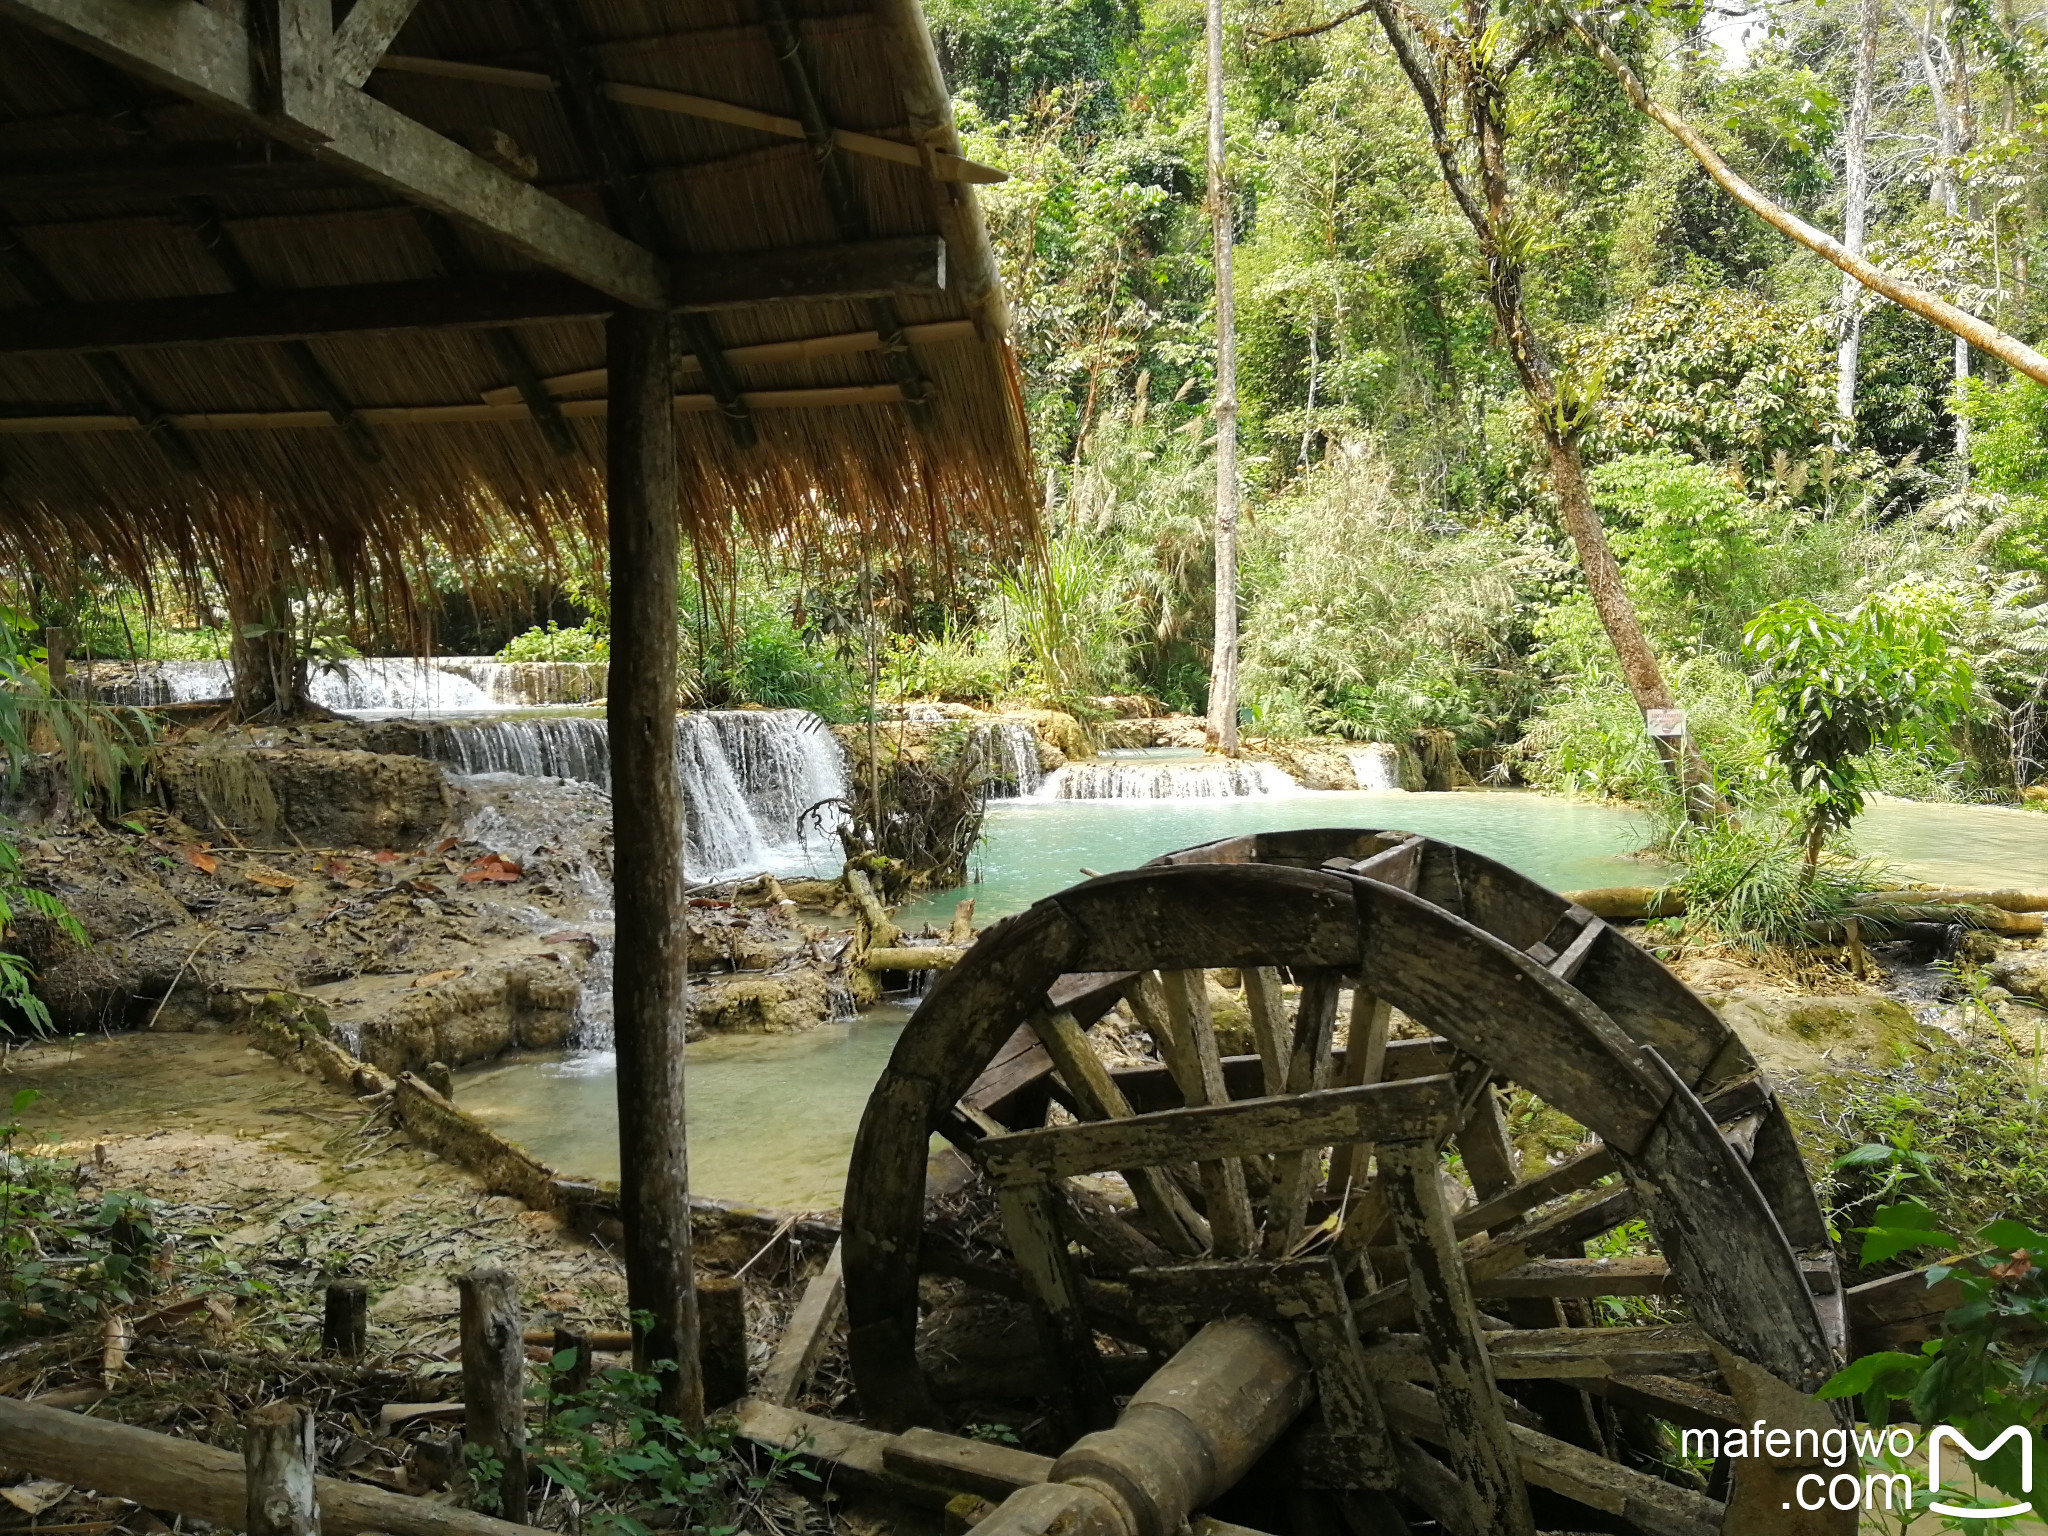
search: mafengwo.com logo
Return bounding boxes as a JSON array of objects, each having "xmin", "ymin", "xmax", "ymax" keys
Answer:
[{"xmin": 1679, "ymin": 1421, "xmax": 2035, "ymax": 1517}]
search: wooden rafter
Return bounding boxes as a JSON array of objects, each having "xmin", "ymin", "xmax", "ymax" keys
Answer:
[
  {"xmin": 0, "ymin": 0, "xmax": 667, "ymax": 307},
  {"xmin": 331, "ymin": 0, "xmax": 425, "ymax": 88},
  {"xmin": 373, "ymin": 54, "xmax": 1006, "ymax": 184},
  {"xmin": 0, "ymin": 240, "xmax": 944, "ymax": 357}
]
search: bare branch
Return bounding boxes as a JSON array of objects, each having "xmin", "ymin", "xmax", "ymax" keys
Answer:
[
  {"xmin": 1256, "ymin": 3, "xmax": 1372, "ymax": 44},
  {"xmin": 1367, "ymin": 0, "xmax": 1490, "ymax": 243},
  {"xmin": 1567, "ymin": 9, "xmax": 2048, "ymax": 389}
]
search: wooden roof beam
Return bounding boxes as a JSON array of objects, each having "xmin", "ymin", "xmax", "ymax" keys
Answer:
[
  {"xmin": 331, "ymin": 0, "xmax": 424, "ymax": 89},
  {"xmin": 0, "ymin": 240, "xmax": 945, "ymax": 356},
  {"xmin": 0, "ymin": 142, "xmax": 344, "ymax": 202},
  {"xmin": 0, "ymin": 0, "xmax": 668, "ymax": 308}
]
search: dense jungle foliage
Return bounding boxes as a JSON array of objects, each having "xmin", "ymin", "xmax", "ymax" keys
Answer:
[{"xmin": 25, "ymin": 0, "xmax": 2048, "ymax": 830}]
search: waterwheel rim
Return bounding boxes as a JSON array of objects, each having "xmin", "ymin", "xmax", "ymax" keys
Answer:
[{"xmin": 842, "ymin": 828, "xmax": 1845, "ymax": 1532}]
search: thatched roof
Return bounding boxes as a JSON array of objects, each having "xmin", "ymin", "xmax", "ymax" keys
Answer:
[{"xmin": 0, "ymin": 0, "xmax": 1037, "ymax": 600}]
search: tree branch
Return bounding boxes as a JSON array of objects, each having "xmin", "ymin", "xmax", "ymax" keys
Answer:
[
  {"xmin": 1367, "ymin": 0, "xmax": 1490, "ymax": 244},
  {"xmin": 1568, "ymin": 8, "xmax": 2048, "ymax": 389},
  {"xmin": 1257, "ymin": 3, "xmax": 1372, "ymax": 44}
]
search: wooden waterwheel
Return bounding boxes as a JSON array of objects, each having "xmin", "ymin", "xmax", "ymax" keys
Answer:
[{"xmin": 842, "ymin": 828, "xmax": 1848, "ymax": 1534}]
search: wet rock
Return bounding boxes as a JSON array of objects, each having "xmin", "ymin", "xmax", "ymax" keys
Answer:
[
  {"xmin": 156, "ymin": 746, "xmax": 450, "ymax": 849},
  {"xmin": 354, "ymin": 956, "xmax": 584, "ymax": 1073},
  {"xmin": 1704, "ymin": 989, "xmax": 1924, "ymax": 1076},
  {"xmin": 692, "ymin": 968, "xmax": 834, "ymax": 1034},
  {"xmin": 1988, "ymin": 949, "xmax": 2048, "ymax": 1003}
]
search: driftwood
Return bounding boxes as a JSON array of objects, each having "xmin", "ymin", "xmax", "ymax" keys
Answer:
[
  {"xmin": 0, "ymin": 1395, "xmax": 535, "ymax": 1536},
  {"xmin": 862, "ymin": 945, "xmax": 967, "ymax": 971}
]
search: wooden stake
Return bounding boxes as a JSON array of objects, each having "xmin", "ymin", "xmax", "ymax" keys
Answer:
[
  {"xmin": 322, "ymin": 1279, "xmax": 367, "ymax": 1357},
  {"xmin": 457, "ymin": 1268, "xmax": 527, "ymax": 1522},
  {"xmin": 244, "ymin": 1403, "xmax": 319, "ymax": 1536},
  {"xmin": 698, "ymin": 1275, "xmax": 749, "ymax": 1409},
  {"xmin": 553, "ymin": 1324, "xmax": 592, "ymax": 1400},
  {"xmin": 607, "ymin": 306, "xmax": 703, "ymax": 1428}
]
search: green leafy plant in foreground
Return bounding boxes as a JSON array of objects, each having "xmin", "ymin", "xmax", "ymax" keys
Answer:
[
  {"xmin": 0, "ymin": 834, "xmax": 84, "ymax": 1036},
  {"xmin": 1653, "ymin": 814, "xmax": 1892, "ymax": 954},
  {"xmin": 529, "ymin": 1340, "xmax": 816, "ymax": 1536},
  {"xmin": 1, "ymin": 1089, "xmax": 159, "ymax": 1341},
  {"xmin": 1819, "ymin": 1200, "xmax": 2048, "ymax": 1517}
]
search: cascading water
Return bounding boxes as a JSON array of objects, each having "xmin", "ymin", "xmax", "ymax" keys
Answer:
[
  {"xmin": 974, "ymin": 721, "xmax": 1045, "ymax": 800},
  {"xmin": 1347, "ymin": 744, "xmax": 1405, "ymax": 792},
  {"xmin": 1034, "ymin": 759, "xmax": 1299, "ymax": 799},
  {"xmin": 89, "ymin": 656, "xmax": 606, "ymax": 712},
  {"xmin": 431, "ymin": 709, "xmax": 847, "ymax": 879}
]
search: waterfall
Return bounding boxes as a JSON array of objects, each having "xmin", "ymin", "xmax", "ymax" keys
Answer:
[
  {"xmin": 91, "ymin": 656, "xmax": 604, "ymax": 711},
  {"xmin": 974, "ymin": 721, "xmax": 1045, "ymax": 800},
  {"xmin": 1347, "ymin": 744, "xmax": 1405, "ymax": 792},
  {"xmin": 1034, "ymin": 760, "xmax": 1299, "ymax": 799},
  {"xmin": 90, "ymin": 660, "xmax": 231, "ymax": 705},
  {"xmin": 432, "ymin": 709, "xmax": 847, "ymax": 879},
  {"xmin": 436, "ymin": 715, "xmax": 611, "ymax": 783}
]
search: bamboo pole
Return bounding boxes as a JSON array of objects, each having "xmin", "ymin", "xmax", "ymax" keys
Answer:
[{"xmin": 1569, "ymin": 13, "xmax": 2048, "ymax": 389}]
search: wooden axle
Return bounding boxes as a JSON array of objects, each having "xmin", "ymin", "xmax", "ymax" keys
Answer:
[{"xmin": 967, "ymin": 1318, "xmax": 1313, "ymax": 1536}]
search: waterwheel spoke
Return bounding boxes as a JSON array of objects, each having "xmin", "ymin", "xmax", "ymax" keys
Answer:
[
  {"xmin": 994, "ymin": 1177, "xmax": 1117, "ymax": 1430},
  {"xmin": 1243, "ymin": 964, "xmax": 1292, "ymax": 1094},
  {"xmin": 1262, "ymin": 968, "xmax": 1343, "ymax": 1258},
  {"xmin": 1029, "ymin": 1004, "xmax": 1208, "ymax": 1253},
  {"xmin": 1325, "ymin": 986, "xmax": 1392, "ymax": 1196},
  {"xmin": 1156, "ymin": 967, "xmax": 1257, "ymax": 1256}
]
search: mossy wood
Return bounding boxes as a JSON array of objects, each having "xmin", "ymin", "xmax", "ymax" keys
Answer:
[{"xmin": 841, "ymin": 828, "xmax": 1853, "ymax": 1534}]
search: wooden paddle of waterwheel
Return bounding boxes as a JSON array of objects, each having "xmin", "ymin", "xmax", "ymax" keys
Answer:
[{"xmin": 843, "ymin": 828, "xmax": 1852, "ymax": 1535}]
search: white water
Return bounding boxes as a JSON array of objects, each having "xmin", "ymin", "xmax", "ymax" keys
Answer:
[
  {"xmin": 91, "ymin": 656, "xmax": 605, "ymax": 711},
  {"xmin": 977, "ymin": 720, "xmax": 1046, "ymax": 799},
  {"xmin": 1347, "ymin": 744, "xmax": 1404, "ymax": 791},
  {"xmin": 1035, "ymin": 757, "xmax": 1299, "ymax": 799},
  {"xmin": 432, "ymin": 710, "xmax": 847, "ymax": 881}
]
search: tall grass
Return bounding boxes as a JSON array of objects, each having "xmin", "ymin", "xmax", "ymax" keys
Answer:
[{"xmin": 1654, "ymin": 816, "xmax": 1894, "ymax": 954}]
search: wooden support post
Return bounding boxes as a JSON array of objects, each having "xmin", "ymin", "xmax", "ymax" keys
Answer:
[
  {"xmin": 553, "ymin": 1325, "xmax": 592, "ymax": 1400},
  {"xmin": 1378, "ymin": 1143, "xmax": 1533, "ymax": 1536},
  {"xmin": 996, "ymin": 1179, "xmax": 1115, "ymax": 1431},
  {"xmin": 244, "ymin": 1403, "xmax": 319, "ymax": 1536},
  {"xmin": 607, "ymin": 306, "xmax": 702, "ymax": 1428},
  {"xmin": 323, "ymin": 1279, "xmax": 367, "ymax": 1357},
  {"xmin": 457, "ymin": 1268, "xmax": 527, "ymax": 1523},
  {"xmin": 698, "ymin": 1275, "xmax": 749, "ymax": 1410},
  {"xmin": 760, "ymin": 1240, "xmax": 844, "ymax": 1406},
  {"xmin": 42, "ymin": 627, "xmax": 67, "ymax": 695}
]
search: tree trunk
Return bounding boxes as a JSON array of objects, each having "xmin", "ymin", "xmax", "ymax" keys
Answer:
[
  {"xmin": 1836, "ymin": 0, "xmax": 1879, "ymax": 427},
  {"xmin": 227, "ymin": 580, "xmax": 305, "ymax": 721},
  {"xmin": 1913, "ymin": 9, "xmax": 1973, "ymax": 465},
  {"xmin": 1203, "ymin": 0, "xmax": 1241, "ymax": 756},
  {"xmin": 606, "ymin": 306, "xmax": 703, "ymax": 1428}
]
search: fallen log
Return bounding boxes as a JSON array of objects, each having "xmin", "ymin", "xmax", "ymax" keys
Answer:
[
  {"xmin": 1559, "ymin": 887, "xmax": 1685, "ymax": 920},
  {"xmin": 0, "ymin": 1395, "xmax": 534, "ymax": 1536},
  {"xmin": 1562, "ymin": 885, "xmax": 2047, "ymax": 934},
  {"xmin": 862, "ymin": 945, "xmax": 968, "ymax": 971}
]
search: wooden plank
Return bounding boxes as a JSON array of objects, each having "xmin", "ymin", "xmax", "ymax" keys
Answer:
[
  {"xmin": 1324, "ymin": 987, "xmax": 1391, "ymax": 1193},
  {"xmin": 1452, "ymin": 1146, "xmax": 1616, "ymax": 1240},
  {"xmin": 758, "ymin": 1240, "xmax": 843, "ymax": 1406},
  {"xmin": 735, "ymin": 1398, "xmax": 958, "ymax": 1505},
  {"xmin": 1546, "ymin": 914, "xmax": 1606, "ymax": 983},
  {"xmin": 0, "ymin": 274, "xmax": 613, "ymax": 356},
  {"xmin": 1050, "ymin": 865, "xmax": 1367, "ymax": 974},
  {"xmin": 882, "ymin": 1426, "xmax": 1053, "ymax": 1499},
  {"xmin": 1378, "ymin": 1379, "xmax": 1724, "ymax": 1536},
  {"xmin": 1593, "ymin": 1373, "xmax": 1741, "ymax": 1431},
  {"xmin": 331, "ymin": 0, "xmax": 423, "ymax": 86},
  {"xmin": 0, "ymin": 1393, "xmax": 540, "ymax": 1536},
  {"xmin": 1280, "ymin": 1259, "xmax": 1399, "ymax": 1490},
  {"xmin": 1359, "ymin": 1325, "xmax": 1716, "ymax": 1382},
  {"xmin": 1377, "ymin": 1143, "xmax": 1533, "ymax": 1536},
  {"xmin": 962, "ymin": 1024, "xmax": 1056, "ymax": 1114},
  {"xmin": 995, "ymin": 1179, "xmax": 1115, "ymax": 1430},
  {"xmin": 1058, "ymin": 1181, "xmax": 1172, "ymax": 1274},
  {"xmin": 1335, "ymin": 833, "xmax": 1425, "ymax": 889},
  {"xmin": 1242, "ymin": 966, "xmax": 1291, "ymax": 1094},
  {"xmin": 375, "ymin": 53, "xmax": 1006, "ymax": 183},
  {"xmin": 0, "ymin": 142, "xmax": 341, "ymax": 201},
  {"xmin": 1453, "ymin": 1085, "xmax": 1519, "ymax": 1207},
  {"xmin": 673, "ymin": 236, "xmax": 947, "ymax": 309},
  {"xmin": 1111, "ymin": 1036, "xmax": 1452, "ymax": 1115},
  {"xmin": 979, "ymin": 1076, "xmax": 1458, "ymax": 1185},
  {"xmin": 1160, "ymin": 967, "xmax": 1257, "ymax": 1256},
  {"xmin": 1263, "ymin": 968, "xmax": 1343, "ymax": 1258},
  {"xmin": 1031, "ymin": 1007, "xmax": 1204, "ymax": 1254}
]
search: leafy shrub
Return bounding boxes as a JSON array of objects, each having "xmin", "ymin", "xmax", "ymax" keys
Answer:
[
  {"xmin": 497, "ymin": 620, "xmax": 609, "ymax": 664},
  {"xmin": 1654, "ymin": 817, "xmax": 1891, "ymax": 954},
  {"xmin": 882, "ymin": 625, "xmax": 1017, "ymax": 703},
  {"xmin": 990, "ymin": 529, "xmax": 1135, "ymax": 705}
]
